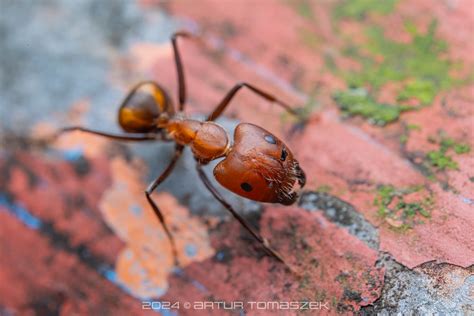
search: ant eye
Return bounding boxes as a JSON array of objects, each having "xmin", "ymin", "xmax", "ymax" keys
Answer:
[
  {"xmin": 240, "ymin": 182, "xmax": 253, "ymax": 192},
  {"xmin": 264, "ymin": 135, "xmax": 276, "ymax": 144},
  {"xmin": 280, "ymin": 148, "xmax": 288, "ymax": 161}
]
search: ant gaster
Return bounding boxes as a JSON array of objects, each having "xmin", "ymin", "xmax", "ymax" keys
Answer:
[{"xmin": 53, "ymin": 31, "xmax": 306, "ymax": 271}]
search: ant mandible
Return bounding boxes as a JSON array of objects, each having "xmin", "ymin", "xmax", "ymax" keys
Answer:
[{"xmin": 53, "ymin": 31, "xmax": 306, "ymax": 271}]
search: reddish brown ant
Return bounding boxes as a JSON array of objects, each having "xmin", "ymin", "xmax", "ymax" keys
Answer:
[{"xmin": 52, "ymin": 31, "xmax": 306, "ymax": 271}]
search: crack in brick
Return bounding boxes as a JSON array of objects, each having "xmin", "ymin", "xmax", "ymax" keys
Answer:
[{"xmin": 299, "ymin": 191, "xmax": 380, "ymax": 249}]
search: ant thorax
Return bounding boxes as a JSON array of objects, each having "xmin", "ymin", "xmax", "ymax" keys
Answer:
[{"xmin": 165, "ymin": 118, "xmax": 230, "ymax": 163}]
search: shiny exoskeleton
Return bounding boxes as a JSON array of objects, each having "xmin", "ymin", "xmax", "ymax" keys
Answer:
[{"xmin": 54, "ymin": 31, "xmax": 306, "ymax": 272}]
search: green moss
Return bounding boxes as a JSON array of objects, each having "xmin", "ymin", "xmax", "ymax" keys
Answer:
[
  {"xmin": 333, "ymin": 0, "xmax": 397, "ymax": 20},
  {"xmin": 440, "ymin": 137, "xmax": 456, "ymax": 150},
  {"xmin": 333, "ymin": 19, "xmax": 454, "ymax": 124},
  {"xmin": 396, "ymin": 201, "xmax": 430, "ymax": 218},
  {"xmin": 425, "ymin": 135, "xmax": 471, "ymax": 171},
  {"xmin": 374, "ymin": 184, "xmax": 432, "ymax": 230},
  {"xmin": 407, "ymin": 124, "xmax": 421, "ymax": 131},
  {"xmin": 333, "ymin": 88, "xmax": 402, "ymax": 125},
  {"xmin": 375, "ymin": 185, "xmax": 396, "ymax": 205},
  {"xmin": 454, "ymin": 143, "xmax": 471, "ymax": 154},
  {"xmin": 426, "ymin": 150, "xmax": 458, "ymax": 170},
  {"xmin": 288, "ymin": 0, "xmax": 314, "ymax": 20},
  {"xmin": 361, "ymin": 21, "xmax": 451, "ymax": 92},
  {"xmin": 397, "ymin": 79, "xmax": 437, "ymax": 105},
  {"xmin": 373, "ymin": 184, "xmax": 396, "ymax": 217}
]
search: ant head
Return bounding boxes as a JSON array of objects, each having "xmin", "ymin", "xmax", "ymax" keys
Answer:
[
  {"xmin": 214, "ymin": 123, "xmax": 306, "ymax": 205},
  {"xmin": 118, "ymin": 82, "xmax": 174, "ymax": 133}
]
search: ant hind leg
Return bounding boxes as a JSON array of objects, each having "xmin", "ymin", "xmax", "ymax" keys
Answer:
[{"xmin": 51, "ymin": 126, "xmax": 164, "ymax": 142}]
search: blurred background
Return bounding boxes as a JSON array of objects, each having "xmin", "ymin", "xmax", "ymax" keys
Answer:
[{"xmin": 0, "ymin": 0, "xmax": 473, "ymax": 315}]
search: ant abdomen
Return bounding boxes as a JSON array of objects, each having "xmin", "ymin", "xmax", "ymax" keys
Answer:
[{"xmin": 118, "ymin": 82, "xmax": 174, "ymax": 133}]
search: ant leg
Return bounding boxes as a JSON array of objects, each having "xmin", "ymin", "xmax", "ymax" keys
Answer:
[
  {"xmin": 145, "ymin": 144, "xmax": 184, "ymax": 267},
  {"xmin": 171, "ymin": 31, "xmax": 194, "ymax": 111},
  {"xmin": 207, "ymin": 82, "xmax": 301, "ymax": 121},
  {"xmin": 52, "ymin": 126, "xmax": 165, "ymax": 142},
  {"xmin": 195, "ymin": 162, "xmax": 288, "ymax": 265}
]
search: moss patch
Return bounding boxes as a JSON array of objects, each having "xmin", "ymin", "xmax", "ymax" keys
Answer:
[
  {"xmin": 360, "ymin": 21, "xmax": 451, "ymax": 92},
  {"xmin": 333, "ymin": 88, "xmax": 406, "ymax": 125},
  {"xmin": 426, "ymin": 150, "xmax": 458, "ymax": 171},
  {"xmin": 334, "ymin": 19, "xmax": 454, "ymax": 125},
  {"xmin": 374, "ymin": 184, "xmax": 432, "ymax": 230},
  {"xmin": 425, "ymin": 134, "xmax": 471, "ymax": 171},
  {"xmin": 288, "ymin": 0, "xmax": 314, "ymax": 20},
  {"xmin": 397, "ymin": 79, "xmax": 437, "ymax": 105},
  {"xmin": 333, "ymin": 0, "xmax": 397, "ymax": 20}
]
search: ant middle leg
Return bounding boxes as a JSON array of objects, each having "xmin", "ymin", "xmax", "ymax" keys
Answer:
[
  {"xmin": 145, "ymin": 144, "xmax": 184, "ymax": 267},
  {"xmin": 207, "ymin": 82, "xmax": 301, "ymax": 121}
]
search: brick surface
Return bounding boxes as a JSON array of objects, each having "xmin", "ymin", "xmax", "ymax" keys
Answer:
[
  {"xmin": 1, "ymin": 0, "xmax": 473, "ymax": 314},
  {"xmin": 0, "ymin": 153, "xmax": 149, "ymax": 315}
]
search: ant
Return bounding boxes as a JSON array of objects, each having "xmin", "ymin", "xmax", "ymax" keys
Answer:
[{"xmin": 52, "ymin": 31, "xmax": 306, "ymax": 272}]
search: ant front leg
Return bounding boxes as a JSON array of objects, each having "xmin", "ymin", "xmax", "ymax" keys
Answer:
[
  {"xmin": 145, "ymin": 144, "xmax": 184, "ymax": 267},
  {"xmin": 195, "ymin": 162, "xmax": 291, "ymax": 268},
  {"xmin": 207, "ymin": 82, "xmax": 301, "ymax": 121}
]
